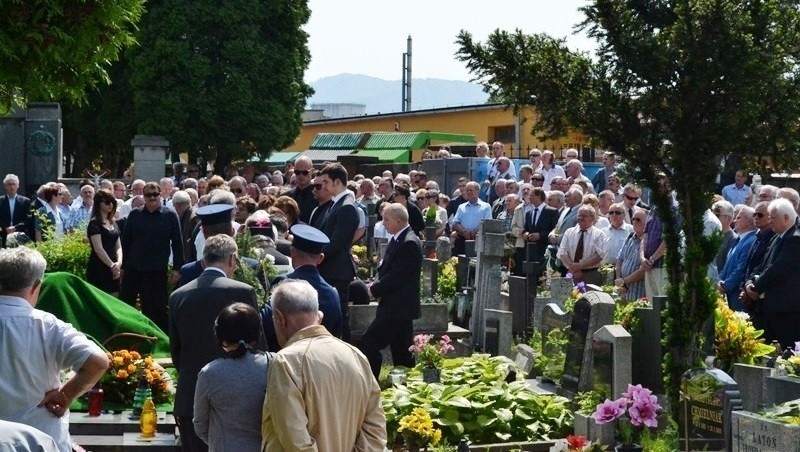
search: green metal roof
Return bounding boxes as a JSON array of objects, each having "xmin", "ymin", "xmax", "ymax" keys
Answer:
[
  {"xmin": 364, "ymin": 132, "xmax": 476, "ymax": 150},
  {"xmin": 249, "ymin": 151, "xmax": 300, "ymax": 164},
  {"xmin": 352, "ymin": 149, "xmax": 410, "ymax": 163},
  {"xmin": 309, "ymin": 133, "xmax": 368, "ymax": 149},
  {"xmin": 301, "ymin": 149, "xmax": 355, "ymax": 162}
]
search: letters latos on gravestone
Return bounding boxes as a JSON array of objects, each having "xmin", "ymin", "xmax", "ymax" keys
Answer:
[
  {"xmin": 559, "ymin": 291, "xmax": 616, "ymax": 398},
  {"xmin": 680, "ymin": 364, "xmax": 740, "ymax": 451}
]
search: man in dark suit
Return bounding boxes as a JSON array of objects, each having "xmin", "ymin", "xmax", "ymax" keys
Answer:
[
  {"xmin": 523, "ymin": 187, "xmax": 559, "ymax": 266},
  {"xmin": 0, "ymin": 174, "xmax": 32, "ymax": 247},
  {"xmin": 744, "ymin": 198, "xmax": 800, "ymax": 348},
  {"xmin": 312, "ymin": 163, "xmax": 359, "ymax": 341},
  {"xmin": 261, "ymin": 224, "xmax": 342, "ymax": 351},
  {"xmin": 168, "ymin": 234, "xmax": 263, "ymax": 452},
  {"xmin": 360, "ymin": 203, "xmax": 422, "ymax": 379},
  {"xmin": 288, "ymin": 156, "xmax": 316, "ymax": 223}
]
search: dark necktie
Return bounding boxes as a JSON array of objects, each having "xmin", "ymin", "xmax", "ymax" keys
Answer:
[
  {"xmin": 531, "ymin": 207, "xmax": 539, "ymax": 228},
  {"xmin": 574, "ymin": 230, "xmax": 585, "ymax": 262},
  {"xmin": 628, "ymin": 207, "xmax": 634, "ymax": 221}
]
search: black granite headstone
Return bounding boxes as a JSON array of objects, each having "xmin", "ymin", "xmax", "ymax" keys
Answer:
[
  {"xmin": 591, "ymin": 340, "xmax": 614, "ymax": 397},
  {"xmin": 561, "ymin": 298, "xmax": 592, "ymax": 393},
  {"xmin": 681, "ymin": 366, "xmax": 738, "ymax": 451}
]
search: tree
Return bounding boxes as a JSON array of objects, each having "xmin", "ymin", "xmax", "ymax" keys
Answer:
[
  {"xmin": 0, "ymin": 0, "xmax": 145, "ymax": 113},
  {"xmin": 457, "ymin": 0, "xmax": 800, "ymax": 418},
  {"xmin": 129, "ymin": 0, "xmax": 313, "ymax": 173}
]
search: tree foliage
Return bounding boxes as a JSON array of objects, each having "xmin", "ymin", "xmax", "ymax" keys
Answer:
[
  {"xmin": 457, "ymin": 0, "xmax": 800, "ymax": 418},
  {"xmin": 0, "ymin": 0, "xmax": 145, "ymax": 113},
  {"xmin": 129, "ymin": 0, "xmax": 313, "ymax": 173}
]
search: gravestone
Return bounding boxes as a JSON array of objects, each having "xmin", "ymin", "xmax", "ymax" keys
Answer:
[
  {"xmin": 532, "ymin": 294, "xmax": 551, "ymax": 335},
  {"xmin": 765, "ymin": 375, "xmax": 800, "ymax": 407},
  {"xmin": 131, "ymin": 135, "xmax": 168, "ymax": 183},
  {"xmin": 593, "ymin": 325, "xmax": 632, "ymax": 400},
  {"xmin": 632, "ymin": 295, "xmax": 665, "ymax": 395},
  {"xmin": 507, "ymin": 276, "xmax": 529, "ymax": 336},
  {"xmin": 680, "ymin": 365, "xmax": 740, "ymax": 451},
  {"xmin": 421, "ymin": 258, "xmax": 439, "ymax": 298},
  {"xmin": 733, "ymin": 363, "xmax": 771, "ymax": 412},
  {"xmin": 375, "ymin": 237, "xmax": 389, "ymax": 261},
  {"xmin": 540, "ymin": 303, "xmax": 571, "ymax": 383},
  {"xmin": 483, "ymin": 309, "xmax": 513, "ymax": 358},
  {"xmin": 436, "ymin": 236, "xmax": 452, "ymax": 262},
  {"xmin": 513, "ymin": 343, "xmax": 537, "ymax": 378},
  {"xmin": 0, "ymin": 103, "xmax": 63, "ymax": 196},
  {"xmin": 732, "ymin": 410, "xmax": 800, "ymax": 452},
  {"xmin": 456, "ymin": 255, "xmax": 471, "ymax": 290},
  {"xmin": 550, "ymin": 277, "xmax": 574, "ymax": 307},
  {"xmin": 559, "ymin": 291, "xmax": 616, "ymax": 396},
  {"xmin": 464, "ymin": 240, "xmax": 476, "ymax": 258},
  {"xmin": 469, "ymin": 220, "xmax": 505, "ymax": 349}
]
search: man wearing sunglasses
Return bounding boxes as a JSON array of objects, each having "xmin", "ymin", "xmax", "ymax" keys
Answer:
[
  {"xmin": 120, "ymin": 181, "xmax": 184, "ymax": 331},
  {"xmin": 288, "ymin": 156, "xmax": 316, "ymax": 223}
]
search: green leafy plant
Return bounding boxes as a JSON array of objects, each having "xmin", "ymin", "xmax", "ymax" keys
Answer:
[
  {"xmin": 28, "ymin": 229, "xmax": 91, "ymax": 279},
  {"xmin": 761, "ymin": 399, "xmax": 800, "ymax": 425},
  {"xmin": 576, "ymin": 390, "xmax": 608, "ymax": 415},
  {"xmin": 613, "ymin": 297, "xmax": 649, "ymax": 332},
  {"xmin": 436, "ymin": 257, "xmax": 458, "ymax": 303},
  {"xmin": 382, "ymin": 354, "xmax": 573, "ymax": 445},
  {"xmin": 713, "ymin": 297, "xmax": 775, "ymax": 374}
]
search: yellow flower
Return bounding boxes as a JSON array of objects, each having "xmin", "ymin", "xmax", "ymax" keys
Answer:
[
  {"xmin": 112, "ymin": 356, "xmax": 124, "ymax": 367},
  {"xmin": 130, "ymin": 351, "xmax": 141, "ymax": 360},
  {"xmin": 117, "ymin": 370, "xmax": 129, "ymax": 379},
  {"xmin": 144, "ymin": 356, "xmax": 154, "ymax": 366},
  {"xmin": 127, "ymin": 364, "xmax": 137, "ymax": 374}
]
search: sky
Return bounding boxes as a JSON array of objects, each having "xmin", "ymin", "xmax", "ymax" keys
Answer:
[{"xmin": 304, "ymin": 0, "xmax": 595, "ymax": 83}]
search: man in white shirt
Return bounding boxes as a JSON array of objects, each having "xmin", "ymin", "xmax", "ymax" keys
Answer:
[
  {"xmin": 119, "ymin": 179, "xmax": 145, "ymax": 219},
  {"xmin": 558, "ymin": 205, "xmax": 608, "ymax": 285},
  {"xmin": 601, "ymin": 203, "xmax": 633, "ymax": 265},
  {"xmin": 0, "ymin": 247, "xmax": 108, "ymax": 452}
]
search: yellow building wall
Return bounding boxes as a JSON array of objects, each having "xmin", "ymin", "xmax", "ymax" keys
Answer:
[{"xmin": 286, "ymin": 105, "xmax": 589, "ymax": 160}]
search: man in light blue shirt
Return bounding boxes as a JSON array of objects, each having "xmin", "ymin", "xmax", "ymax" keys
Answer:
[
  {"xmin": 722, "ymin": 170, "xmax": 751, "ymax": 206},
  {"xmin": 451, "ymin": 181, "xmax": 492, "ymax": 255}
]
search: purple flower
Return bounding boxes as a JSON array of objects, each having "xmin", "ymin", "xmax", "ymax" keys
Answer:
[
  {"xmin": 629, "ymin": 394, "xmax": 661, "ymax": 428},
  {"xmin": 565, "ymin": 272, "xmax": 573, "ymax": 280},
  {"xmin": 576, "ymin": 281, "xmax": 587, "ymax": 293},
  {"xmin": 592, "ymin": 398, "xmax": 627, "ymax": 424},
  {"xmin": 622, "ymin": 384, "xmax": 652, "ymax": 403}
]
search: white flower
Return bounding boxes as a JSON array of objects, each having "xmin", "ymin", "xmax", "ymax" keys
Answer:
[
  {"xmin": 263, "ymin": 254, "xmax": 275, "ymax": 264},
  {"xmin": 733, "ymin": 311, "xmax": 750, "ymax": 322}
]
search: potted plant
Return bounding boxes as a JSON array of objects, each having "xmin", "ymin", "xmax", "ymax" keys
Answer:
[
  {"xmin": 713, "ymin": 298, "xmax": 775, "ymax": 374},
  {"xmin": 397, "ymin": 407, "xmax": 443, "ymax": 451},
  {"xmin": 592, "ymin": 384, "xmax": 661, "ymax": 452},
  {"xmin": 409, "ymin": 334, "xmax": 454, "ymax": 383}
]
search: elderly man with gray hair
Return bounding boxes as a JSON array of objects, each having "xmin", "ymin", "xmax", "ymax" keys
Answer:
[
  {"xmin": 0, "ymin": 247, "xmax": 109, "ymax": 452},
  {"xmin": 262, "ymin": 279, "xmax": 386, "ymax": 452}
]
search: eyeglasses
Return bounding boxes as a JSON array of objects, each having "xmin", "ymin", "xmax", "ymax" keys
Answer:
[
  {"xmin": 754, "ymin": 212, "xmax": 767, "ymax": 218},
  {"xmin": 312, "ymin": 184, "xmax": 322, "ymax": 190},
  {"xmin": 530, "ymin": 154, "xmax": 542, "ymax": 158},
  {"xmin": 295, "ymin": 170, "xmax": 310, "ymax": 176},
  {"xmin": 632, "ymin": 217, "xmax": 644, "ymax": 222},
  {"xmin": 608, "ymin": 211, "xmax": 624, "ymax": 215},
  {"xmin": 532, "ymin": 178, "xmax": 544, "ymax": 182},
  {"xmin": 624, "ymin": 194, "xmax": 639, "ymax": 201},
  {"xmin": 144, "ymin": 193, "xmax": 160, "ymax": 198}
]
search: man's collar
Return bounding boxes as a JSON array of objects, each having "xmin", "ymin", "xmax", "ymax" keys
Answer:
[
  {"xmin": 285, "ymin": 324, "xmax": 330, "ymax": 347},
  {"xmin": 203, "ymin": 266, "xmax": 227, "ymax": 277},
  {"xmin": 331, "ymin": 190, "xmax": 349, "ymax": 203}
]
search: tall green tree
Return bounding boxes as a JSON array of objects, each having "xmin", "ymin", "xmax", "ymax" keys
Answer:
[
  {"xmin": 129, "ymin": 0, "xmax": 313, "ymax": 173},
  {"xmin": 0, "ymin": 0, "xmax": 145, "ymax": 113},
  {"xmin": 457, "ymin": 0, "xmax": 800, "ymax": 417}
]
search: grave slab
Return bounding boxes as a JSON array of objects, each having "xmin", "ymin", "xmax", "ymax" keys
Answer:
[{"xmin": 731, "ymin": 410, "xmax": 800, "ymax": 452}]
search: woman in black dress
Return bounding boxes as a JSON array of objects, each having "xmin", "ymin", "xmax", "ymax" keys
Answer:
[{"xmin": 86, "ymin": 189, "xmax": 122, "ymax": 295}]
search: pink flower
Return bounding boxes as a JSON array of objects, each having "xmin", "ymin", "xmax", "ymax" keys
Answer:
[
  {"xmin": 438, "ymin": 335, "xmax": 455, "ymax": 354},
  {"xmin": 628, "ymin": 394, "xmax": 661, "ymax": 428},
  {"xmin": 592, "ymin": 398, "xmax": 627, "ymax": 424},
  {"xmin": 622, "ymin": 384, "xmax": 652, "ymax": 403},
  {"xmin": 566, "ymin": 434, "xmax": 589, "ymax": 449}
]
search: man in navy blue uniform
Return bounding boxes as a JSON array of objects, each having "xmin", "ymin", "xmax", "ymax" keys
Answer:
[{"xmin": 261, "ymin": 224, "xmax": 342, "ymax": 351}]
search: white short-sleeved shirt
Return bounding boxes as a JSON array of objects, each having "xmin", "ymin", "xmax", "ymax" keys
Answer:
[{"xmin": 0, "ymin": 296, "xmax": 104, "ymax": 452}]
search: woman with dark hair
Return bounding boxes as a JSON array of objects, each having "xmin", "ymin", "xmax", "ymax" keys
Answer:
[
  {"xmin": 193, "ymin": 303, "xmax": 273, "ymax": 451},
  {"xmin": 86, "ymin": 189, "xmax": 122, "ymax": 295},
  {"xmin": 34, "ymin": 183, "xmax": 66, "ymax": 242}
]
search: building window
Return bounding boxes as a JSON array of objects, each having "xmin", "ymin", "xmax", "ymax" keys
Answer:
[{"xmin": 490, "ymin": 125, "xmax": 515, "ymax": 144}]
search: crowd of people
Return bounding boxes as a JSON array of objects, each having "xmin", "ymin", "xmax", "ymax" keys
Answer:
[{"xmin": 0, "ymin": 146, "xmax": 798, "ymax": 450}]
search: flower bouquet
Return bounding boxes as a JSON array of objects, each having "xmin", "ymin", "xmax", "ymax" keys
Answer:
[
  {"xmin": 713, "ymin": 298, "xmax": 775, "ymax": 373},
  {"xmin": 101, "ymin": 350, "xmax": 173, "ymax": 406},
  {"xmin": 397, "ymin": 407, "xmax": 442, "ymax": 451},
  {"xmin": 409, "ymin": 334, "xmax": 454, "ymax": 383},
  {"xmin": 776, "ymin": 342, "xmax": 800, "ymax": 378},
  {"xmin": 592, "ymin": 384, "xmax": 661, "ymax": 451}
]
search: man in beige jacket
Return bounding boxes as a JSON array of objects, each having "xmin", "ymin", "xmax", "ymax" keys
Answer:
[{"xmin": 261, "ymin": 280, "xmax": 386, "ymax": 451}]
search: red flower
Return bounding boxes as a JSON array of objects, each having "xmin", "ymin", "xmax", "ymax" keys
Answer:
[{"xmin": 566, "ymin": 434, "xmax": 589, "ymax": 449}]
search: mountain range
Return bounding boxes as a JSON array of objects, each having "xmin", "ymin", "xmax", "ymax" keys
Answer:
[{"xmin": 308, "ymin": 73, "xmax": 490, "ymax": 115}]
